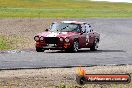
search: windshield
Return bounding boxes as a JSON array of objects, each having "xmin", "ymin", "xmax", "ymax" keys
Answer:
[{"xmin": 50, "ymin": 23, "xmax": 81, "ymax": 32}]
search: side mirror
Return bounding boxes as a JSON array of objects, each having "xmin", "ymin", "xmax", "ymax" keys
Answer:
[
  {"xmin": 80, "ymin": 31, "xmax": 83, "ymax": 35},
  {"xmin": 45, "ymin": 29, "xmax": 49, "ymax": 31}
]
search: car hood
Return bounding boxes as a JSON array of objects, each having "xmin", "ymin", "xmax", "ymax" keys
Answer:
[{"xmin": 37, "ymin": 32, "xmax": 78, "ymax": 38}]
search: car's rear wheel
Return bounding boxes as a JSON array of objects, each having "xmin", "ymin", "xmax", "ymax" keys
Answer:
[
  {"xmin": 90, "ymin": 39, "xmax": 99, "ymax": 51},
  {"xmin": 36, "ymin": 47, "xmax": 45, "ymax": 52}
]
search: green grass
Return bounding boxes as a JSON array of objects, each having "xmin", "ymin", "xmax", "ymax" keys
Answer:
[
  {"xmin": 0, "ymin": 0, "xmax": 132, "ymax": 18},
  {"xmin": 0, "ymin": 35, "xmax": 31, "ymax": 50},
  {"xmin": 0, "ymin": 36, "xmax": 11, "ymax": 50}
]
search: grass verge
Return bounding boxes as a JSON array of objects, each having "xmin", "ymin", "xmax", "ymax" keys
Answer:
[
  {"xmin": 0, "ymin": 36, "xmax": 11, "ymax": 50},
  {"xmin": 0, "ymin": 0, "xmax": 132, "ymax": 18},
  {"xmin": 0, "ymin": 35, "xmax": 26, "ymax": 50}
]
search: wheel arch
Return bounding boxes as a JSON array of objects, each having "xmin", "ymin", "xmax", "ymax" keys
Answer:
[{"xmin": 95, "ymin": 37, "xmax": 100, "ymax": 43}]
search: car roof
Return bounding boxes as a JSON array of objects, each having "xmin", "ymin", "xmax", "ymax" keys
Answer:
[{"xmin": 60, "ymin": 21, "xmax": 86, "ymax": 24}]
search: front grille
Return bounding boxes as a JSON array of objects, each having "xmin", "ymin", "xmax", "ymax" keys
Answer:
[{"xmin": 45, "ymin": 37, "xmax": 59, "ymax": 44}]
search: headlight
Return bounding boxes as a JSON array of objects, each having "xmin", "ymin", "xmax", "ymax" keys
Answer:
[
  {"xmin": 59, "ymin": 38, "xmax": 63, "ymax": 42},
  {"xmin": 40, "ymin": 36, "xmax": 44, "ymax": 41},
  {"xmin": 34, "ymin": 36, "xmax": 39, "ymax": 41},
  {"xmin": 65, "ymin": 38, "xmax": 70, "ymax": 43}
]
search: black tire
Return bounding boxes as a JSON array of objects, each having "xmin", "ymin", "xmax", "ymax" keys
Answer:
[
  {"xmin": 36, "ymin": 47, "xmax": 45, "ymax": 52},
  {"xmin": 90, "ymin": 39, "xmax": 98, "ymax": 51},
  {"xmin": 65, "ymin": 49, "xmax": 71, "ymax": 53},
  {"xmin": 71, "ymin": 40, "xmax": 79, "ymax": 52}
]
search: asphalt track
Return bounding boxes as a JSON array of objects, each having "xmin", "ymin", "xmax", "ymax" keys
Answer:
[{"xmin": 0, "ymin": 18, "xmax": 132, "ymax": 69}]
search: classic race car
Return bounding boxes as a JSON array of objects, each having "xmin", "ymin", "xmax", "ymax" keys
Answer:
[{"xmin": 34, "ymin": 21, "xmax": 100, "ymax": 52}]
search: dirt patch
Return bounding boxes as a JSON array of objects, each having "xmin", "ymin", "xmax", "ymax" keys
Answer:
[{"xmin": 0, "ymin": 65, "xmax": 132, "ymax": 88}]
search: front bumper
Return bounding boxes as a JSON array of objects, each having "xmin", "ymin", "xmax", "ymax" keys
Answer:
[
  {"xmin": 43, "ymin": 46, "xmax": 64, "ymax": 50},
  {"xmin": 36, "ymin": 43, "xmax": 71, "ymax": 50}
]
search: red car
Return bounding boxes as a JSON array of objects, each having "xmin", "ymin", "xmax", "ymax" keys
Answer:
[{"xmin": 34, "ymin": 21, "xmax": 100, "ymax": 52}]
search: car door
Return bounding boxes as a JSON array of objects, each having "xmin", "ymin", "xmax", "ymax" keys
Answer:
[
  {"xmin": 78, "ymin": 24, "xmax": 86, "ymax": 48},
  {"xmin": 85, "ymin": 24, "xmax": 95, "ymax": 47},
  {"xmin": 88, "ymin": 31, "xmax": 95, "ymax": 43},
  {"xmin": 85, "ymin": 24, "xmax": 90, "ymax": 47}
]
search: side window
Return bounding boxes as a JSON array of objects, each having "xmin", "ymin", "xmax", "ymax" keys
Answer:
[
  {"xmin": 81, "ymin": 24, "xmax": 86, "ymax": 33},
  {"xmin": 85, "ymin": 24, "xmax": 91, "ymax": 33}
]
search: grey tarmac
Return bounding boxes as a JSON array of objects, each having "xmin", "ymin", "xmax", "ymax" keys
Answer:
[{"xmin": 0, "ymin": 18, "xmax": 132, "ymax": 69}]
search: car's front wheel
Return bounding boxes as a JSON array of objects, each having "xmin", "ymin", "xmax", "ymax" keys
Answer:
[
  {"xmin": 36, "ymin": 47, "xmax": 45, "ymax": 52},
  {"xmin": 67, "ymin": 40, "xmax": 79, "ymax": 52},
  {"xmin": 90, "ymin": 39, "xmax": 99, "ymax": 51},
  {"xmin": 65, "ymin": 40, "xmax": 79, "ymax": 53},
  {"xmin": 72, "ymin": 40, "xmax": 79, "ymax": 52}
]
